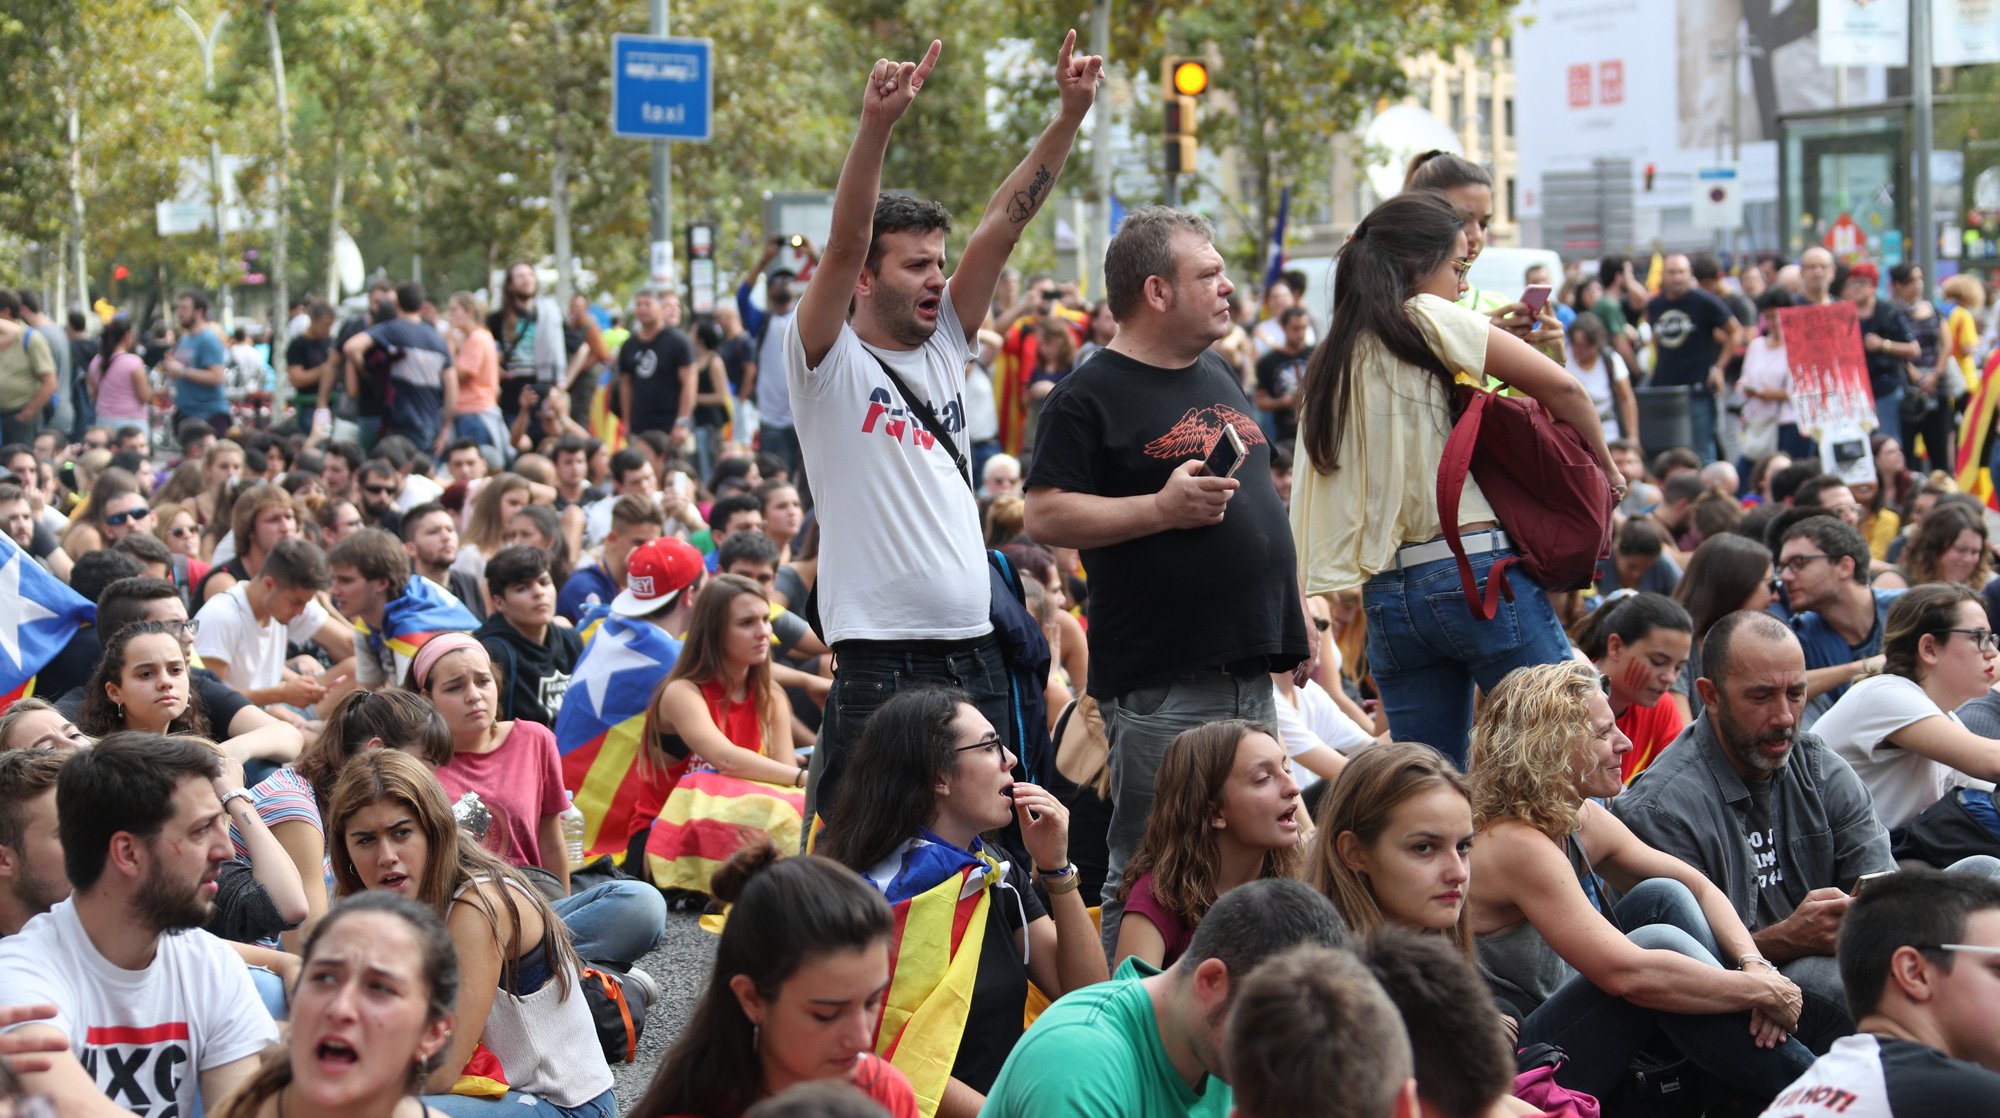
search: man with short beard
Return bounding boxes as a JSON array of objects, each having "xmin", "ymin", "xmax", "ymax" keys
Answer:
[
  {"xmin": 401, "ymin": 501, "xmax": 485, "ymax": 620},
  {"xmin": 1613, "ymin": 610, "xmax": 1895, "ymax": 1052},
  {"xmin": 0, "ymin": 748, "xmax": 70, "ymax": 937},
  {"xmin": 0, "ymin": 735, "xmax": 278, "ymax": 1118}
]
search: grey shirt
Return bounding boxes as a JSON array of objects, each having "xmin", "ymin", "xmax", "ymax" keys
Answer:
[{"xmin": 1610, "ymin": 713, "xmax": 1893, "ymax": 931}]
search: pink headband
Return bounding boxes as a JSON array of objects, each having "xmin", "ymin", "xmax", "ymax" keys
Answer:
[{"xmin": 411, "ymin": 633, "xmax": 484, "ymax": 692}]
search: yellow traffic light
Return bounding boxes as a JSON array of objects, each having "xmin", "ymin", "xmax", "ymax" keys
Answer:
[{"xmin": 1171, "ymin": 59, "xmax": 1209, "ymax": 97}]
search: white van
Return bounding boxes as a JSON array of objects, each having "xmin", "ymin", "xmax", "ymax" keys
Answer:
[{"xmin": 1282, "ymin": 245, "xmax": 1566, "ymax": 326}]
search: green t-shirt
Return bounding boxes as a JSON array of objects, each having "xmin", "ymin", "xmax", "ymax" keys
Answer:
[
  {"xmin": 1592, "ymin": 296, "xmax": 1629, "ymax": 335},
  {"xmin": 978, "ymin": 958, "xmax": 1231, "ymax": 1118}
]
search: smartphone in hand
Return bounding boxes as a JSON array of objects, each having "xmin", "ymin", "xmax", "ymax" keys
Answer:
[
  {"xmin": 1520, "ymin": 284, "xmax": 1553, "ymax": 316},
  {"xmin": 1203, "ymin": 424, "xmax": 1248, "ymax": 479}
]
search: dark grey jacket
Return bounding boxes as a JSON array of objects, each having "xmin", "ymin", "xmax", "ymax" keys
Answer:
[{"xmin": 1610, "ymin": 713, "xmax": 1894, "ymax": 930}]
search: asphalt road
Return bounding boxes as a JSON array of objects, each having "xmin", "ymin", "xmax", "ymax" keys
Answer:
[{"xmin": 609, "ymin": 906, "xmax": 718, "ymax": 1113}]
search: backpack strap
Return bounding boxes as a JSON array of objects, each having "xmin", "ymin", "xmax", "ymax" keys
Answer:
[{"xmin": 1436, "ymin": 388, "xmax": 1516, "ymax": 622}]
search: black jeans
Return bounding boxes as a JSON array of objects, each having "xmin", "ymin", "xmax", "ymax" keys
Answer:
[{"xmin": 817, "ymin": 635, "xmax": 1012, "ymax": 826}]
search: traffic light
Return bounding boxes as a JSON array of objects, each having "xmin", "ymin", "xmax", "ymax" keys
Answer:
[{"xmin": 1163, "ymin": 56, "xmax": 1208, "ymax": 177}]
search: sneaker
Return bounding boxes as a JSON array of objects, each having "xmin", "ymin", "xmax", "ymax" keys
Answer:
[{"xmin": 622, "ymin": 965, "xmax": 660, "ymax": 1007}]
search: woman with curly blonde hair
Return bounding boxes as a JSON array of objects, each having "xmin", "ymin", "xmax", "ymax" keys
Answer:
[
  {"xmin": 1465, "ymin": 660, "xmax": 1813, "ymax": 1103},
  {"xmin": 1112, "ymin": 719, "xmax": 1306, "ymax": 969}
]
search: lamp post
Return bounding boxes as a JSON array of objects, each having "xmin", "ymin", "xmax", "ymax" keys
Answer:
[{"xmin": 174, "ymin": 4, "xmax": 233, "ymax": 329}]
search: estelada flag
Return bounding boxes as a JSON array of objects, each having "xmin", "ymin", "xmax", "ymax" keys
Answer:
[
  {"xmin": 1957, "ymin": 349, "xmax": 2000, "ymax": 509},
  {"xmin": 0, "ymin": 534, "xmax": 93, "ymax": 707},
  {"xmin": 0, "ymin": 536, "xmax": 93, "ymax": 708},
  {"xmin": 553, "ymin": 611, "xmax": 683, "ymax": 859},
  {"xmin": 353, "ymin": 576, "xmax": 480, "ymax": 685},
  {"xmin": 864, "ymin": 834, "xmax": 1008, "ymax": 1118}
]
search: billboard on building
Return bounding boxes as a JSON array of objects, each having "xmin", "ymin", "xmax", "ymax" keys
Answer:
[{"xmin": 1513, "ymin": 0, "xmax": 1884, "ymax": 239}]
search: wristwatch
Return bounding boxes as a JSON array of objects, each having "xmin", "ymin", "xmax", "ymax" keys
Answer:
[{"xmin": 219, "ymin": 787, "xmax": 256, "ymax": 812}]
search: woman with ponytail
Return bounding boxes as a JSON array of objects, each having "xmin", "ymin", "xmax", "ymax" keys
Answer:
[
  {"xmin": 212, "ymin": 893, "xmax": 458, "ymax": 1118},
  {"xmin": 1573, "ymin": 591, "xmax": 1694, "ymax": 782},
  {"xmin": 1290, "ymin": 190, "xmax": 1622, "ymax": 764},
  {"xmin": 86, "ymin": 317, "xmax": 154, "ymax": 431},
  {"xmin": 1403, "ymin": 151, "xmax": 1564, "ymax": 355}
]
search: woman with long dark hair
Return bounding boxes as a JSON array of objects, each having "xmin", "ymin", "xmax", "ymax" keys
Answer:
[
  {"xmin": 642, "ymin": 574, "xmax": 805, "ymax": 894},
  {"xmin": 1290, "ymin": 190, "xmax": 1620, "ymax": 763},
  {"xmin": 1572, "ymin": 592, "xmax": 1693, "ymax": 783},
  {"xmin": 819, "ymin": 688, "xmax": 1106, "ymax": 1118},
  {"xmin": 86, "ymin": 316, "xmax": 154, "ymax": 431},
  {"xmin": 1671, "ymin": 533, "xmax": 1776, "ymax": 721},
  {"xmin": 631, "ymin": 844, "xmax": 919, "ymax": 1118}
]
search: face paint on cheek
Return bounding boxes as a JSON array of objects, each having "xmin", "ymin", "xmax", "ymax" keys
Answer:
[{"xmin": 1619, "ymin": 657, "xmax": 1654, "ymax": 696}]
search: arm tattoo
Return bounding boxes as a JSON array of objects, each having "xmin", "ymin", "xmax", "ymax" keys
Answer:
[{"xmin": 1006, "ymin": 166, "xmax": 1055, "ymax": 224}]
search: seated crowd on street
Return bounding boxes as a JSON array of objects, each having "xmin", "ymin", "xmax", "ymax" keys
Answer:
[{"xmin": 14, "ymin": 31, "xmax": 2000, "ymax": 1118}]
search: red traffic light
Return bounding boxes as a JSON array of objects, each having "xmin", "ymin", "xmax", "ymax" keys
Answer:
[{"xmin": 112, "ymin": 265, "xmax": 129, "ymax": 281}]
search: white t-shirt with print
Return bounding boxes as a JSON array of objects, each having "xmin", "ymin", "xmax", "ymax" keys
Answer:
[
  {"xmin": 193, "ymin": 582, "xmax": 329, "ymax": 692},
  {"xmin": 1814, "ymin": 674, "xmax": 1995, "ymax": 831},
  {"xmin": 0, "ymin": 899, "xmax": 277, "ymax": 1118},
  {"xmin": 786, "ymin": 292, "xmax": 990, "ymax": 645}
]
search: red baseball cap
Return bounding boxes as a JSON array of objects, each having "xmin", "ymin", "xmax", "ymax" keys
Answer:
[
  {"xmin": 1846, "ymin": 262, "xmax": 1880, "ymax": 287},
  {"xmin": 613, "ymin": 537, "xmax": 704, "ymax": 617}
]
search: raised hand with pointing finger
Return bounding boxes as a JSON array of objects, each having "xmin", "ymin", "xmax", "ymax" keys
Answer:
[{"xmin": 860, "ymin": 39, "xmax": 941, "ymax": 126}]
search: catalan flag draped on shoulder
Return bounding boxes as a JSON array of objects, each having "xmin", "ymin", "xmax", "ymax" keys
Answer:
[
  {"xmin": 645, "ymin": 677, "xmax": 805, "ymax": 893},
  {"xmin": 863, "ymin": 833, "xmax": 1009, "ymax": 1118},
  {"xmin": 355, "ymin": 576, "xmax": 480, "ymax": 685},
  {"xmin": 554, "ymin": 611, "xmax": 684, "ymax": 859},
  {"xmin": 1955, "ymin": 349, "xmax": 2000, "ymax": 509},
  {"xmin": 0, "ymin": 534, "xmax": 93, "ymax": 707}
]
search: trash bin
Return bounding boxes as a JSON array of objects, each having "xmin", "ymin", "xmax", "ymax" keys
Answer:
[{"xmin": 1635, "ymin": 384, "xmax": 1693, "ymax": 456}]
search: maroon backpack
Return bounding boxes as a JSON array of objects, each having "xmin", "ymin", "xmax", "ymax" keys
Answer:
[{"xmin": 1436, "ymin": 386, "xmax": 1615, "ymax": 621}]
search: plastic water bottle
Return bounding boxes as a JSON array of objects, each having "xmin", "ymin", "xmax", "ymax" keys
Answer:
[{"xmin": 560, "ymin": 791, "xmax": 587, "ymax": 870}]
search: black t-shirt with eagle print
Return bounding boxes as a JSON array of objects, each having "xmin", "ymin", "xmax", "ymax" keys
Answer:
[{"xmin": 1027, "ymin": 346, "xmax": 1308, "ymax": 697}]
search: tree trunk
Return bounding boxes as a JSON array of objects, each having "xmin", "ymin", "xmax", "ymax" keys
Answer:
[
  {"xmin": 66, "ymin": 88, "xmax": 88, "ymax": 319},
  {"xmin": 325, "ymin": 134, "xmax": 345, "ymax": 304},
  {"xmin": 551, "ymin": 16, "xmax": 574, "ymax": 306},
  {"xmin": 266, "ymin": 1, "xmax": 291, "ymax": 354}
]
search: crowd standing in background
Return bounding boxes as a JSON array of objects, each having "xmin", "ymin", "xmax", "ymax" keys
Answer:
[{"xmin": 17, "ymin": 33, "xmax": 2000, "ymax": 1118}]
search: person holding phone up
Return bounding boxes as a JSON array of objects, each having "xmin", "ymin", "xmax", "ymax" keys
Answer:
[
  {"xmin": 1404, "ymin": 151, "xmax": 1566, "ymax": 363},
  {"xmin": 1026, "ymin": 205, "xmax": 1314, "ymax": 958}
]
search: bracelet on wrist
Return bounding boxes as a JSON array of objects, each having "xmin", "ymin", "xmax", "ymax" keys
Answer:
[
  {"xmin": 1038, "ymin": 865, "xmax": 1081, "ymax": 895},
  {"xmin": 1738, "ymin": 953, "xmax": 1772, "ymax": 970}
]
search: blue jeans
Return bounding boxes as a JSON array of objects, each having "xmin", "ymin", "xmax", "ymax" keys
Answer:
[
  {"xmin": 1362, "ymin": 542, "xmax": 1573, "ymax": 768},
  {"xmin": 1688, "ymin": 387, "xmax": 1720, "ymax": 463},
  {"xmin": 1873, "ymin": 387, "xmax": 1904, "ymax": 447},
  {"xmin": 1097, "ymin": 667, "xmax": 1278, "ymax": 957},
  {"xmin": 421, "ymin": 1087, "xmax": 614, "ymax": 1118},
  {"xmin": 1519, "ymin": 879, "xmax": 1813, "ymax": 1101},
  {"xmin": 248, "ymin": 965, "xmax": 287, "ymax": 1021},
  {"xmin": 553, "ymin": 880, "xmax": 666, "ymax": 968}
]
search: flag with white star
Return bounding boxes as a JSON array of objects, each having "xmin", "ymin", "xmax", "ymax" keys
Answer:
[
  {"xmin": 0, "ymin": 533, "xmax": 93, "ymax": 706},
  {"xmin": 553, "ymin": 611, "xmax": 684, "ymax": 859}
]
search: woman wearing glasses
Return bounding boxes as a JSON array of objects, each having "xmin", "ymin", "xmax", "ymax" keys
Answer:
[
  {"xmin": 58, "ymin": 466, "xmax": 148, "ymax": 561},
  {"xmin": 1466, "ymin": 661, "xmax": 1813, "ymax": 1102},
  {"xmin": 1812, "ymin": 585, "xmax": 2000, "ymax": 832},
  {"xmin": 641, "ymin": 574, "xmax": 807, "ymax": 896},
  {"xmin": 1290, "ymin": 190, "xmax": 1621, "ymax": 764},
  {"xmin": 819, "ymin": 688, "xmax": 1106, "ymax": 1118}
]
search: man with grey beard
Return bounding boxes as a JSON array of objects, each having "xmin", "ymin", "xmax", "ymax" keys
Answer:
[{"xmin": 1613, "ymin": 610, "xmax": 1894, "ymax": 1052}]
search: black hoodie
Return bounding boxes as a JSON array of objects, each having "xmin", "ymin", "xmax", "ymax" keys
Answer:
[{"xmin": 474, "ymin": 614, "xmax": 582, "ymax": 726}]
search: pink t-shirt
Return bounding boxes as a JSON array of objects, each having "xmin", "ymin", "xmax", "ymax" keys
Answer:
[
  {"xmin": 456, "ymin": 328, "xmax": 500, "ymax": 414},
  {"xmin": 91, "ymin": 352, "xmax": 149, "ymax": 423},
  {"xmin": 1123, "ymin": 870, "xmax": 1196, "ymax": 967},
  {"xmin": 435, "ymin": 719, "xmax": 567, "ymax": 868}
]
